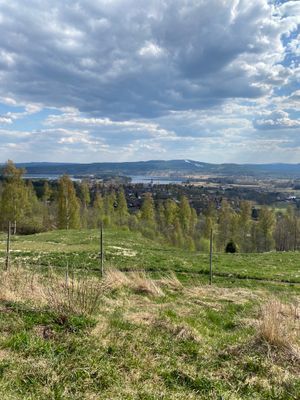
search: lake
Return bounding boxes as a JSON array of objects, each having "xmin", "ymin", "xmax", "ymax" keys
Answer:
[{"xmin": 24, "ymin": 174, "xmax": 185, "ymax": 185}]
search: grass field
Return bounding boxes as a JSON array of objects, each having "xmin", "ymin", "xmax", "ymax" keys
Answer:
[
  {"xmin": 1, "ymin": 228, "xmax": 300, "ymax": 284},
  {"xmin": 0, "ymin": 229, "xmax": 299, "ymax": 399}
]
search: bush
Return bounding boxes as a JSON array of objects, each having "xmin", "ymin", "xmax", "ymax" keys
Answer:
[
  {"xmin": 18, "ymin": 217, "xmax": 45, "ymax": 235},
  {"xmin": 225, "ymin": 240, "xmax": 238, "ymax": 253}
]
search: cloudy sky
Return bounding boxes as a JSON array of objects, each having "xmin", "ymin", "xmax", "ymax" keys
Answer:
[{"xmin": 0, "ymin": 0, "xmax": 299, "ymax": 164}]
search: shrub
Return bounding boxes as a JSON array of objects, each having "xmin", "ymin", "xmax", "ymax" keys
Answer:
[{"xmin": 225, "ymin": 240, "xmax": 238, "ymax": 253}]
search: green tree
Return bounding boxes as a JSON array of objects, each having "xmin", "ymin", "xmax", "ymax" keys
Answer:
[
  {"xmin": 179, "ymin": 196, "xmax": 192, "ymax": 234},
  {"xmin": 217, "ymin": 199, "xmax": 235, "ymax": 252},
  {"xmin": 156, "ymin": 202, "xmax": 166, "ymax": 232},
  {"xmin": 79, "ymin": 181, "xmax": 91, "ymax": 228},
  {"xmin": 202, "ymin": 203, "xmax": 217, "ymax": 239},
  {"xmin": 57, "ymin": 175, "xmax": 80, "ymax": 229},
  {"xmin": 140, "ymin": 193, "xmax": 156, "ymax": 228},
  {"xmin": 275, "ymin": 206, "xmax": 299, "ymax": 251},
  {"xmin": 104, "ymin": 190, "xmax": 116, "ymax": 226},
  {"xmin": 79, "ymin": 181, "xmax": 90, "ymax": 208},
  {"xmin": 0, "ymin": 160, "xmax": 28, "ymax": 233},
  {"xmin": 19, "ymin": 181, "xmax": 44, "ymax": 234},
  {"xmin": 42, "ymin": 182, "xmax": 52, "ymax": 203},
  {"xmin": 41, "ymin": 182, "xmax": 53, "ymax": 230},
  {"xmin": 256, "ymin": 207, "xmax": 275, "ymax": 252},
  {"xmin": 93, "ymin": 193, "xmax": 105, "ymax": 228},
  {"xmin": 116, "ymin": 189, "xmax": 129, "ymax": 226},
  {"xmin": 237, "ymin": 201, "xmax": 253, "ymax": 252}
]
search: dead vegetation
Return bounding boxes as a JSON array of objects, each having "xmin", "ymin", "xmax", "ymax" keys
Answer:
[
  {"xmin": 0, "ymin": 267, "xmax": 168, "ymax": 317},
  {"xmin": 158, "ymin": 272, "xmax": 183, "ymax": 291},
  {"xmin": 154, "ymin": 319, "xmax": 201, "ymax": 342},
  {"xmin": 258, "ymin": 298, "xmax": 300, "ymax": 361},
  {"xmin": 186, "ymin": 285, "xmax": 262, "ymax": 305},
  {"xmin": 45, "ymin": 272, "xmax": 104, "ymax": 316},
  {"xmin": 128, "ymin": 271, "xmax": 164, "ymax": 297},
  {"xmin": 103, "ymin": 269, "xmax": 163, "ymax": 296}
]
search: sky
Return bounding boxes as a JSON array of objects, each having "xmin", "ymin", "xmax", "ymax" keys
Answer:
[{"xmin": 0, "ymin": 0, "xmax": 299, "ymax": 164}]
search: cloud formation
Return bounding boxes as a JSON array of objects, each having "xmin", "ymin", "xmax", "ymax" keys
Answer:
[{"xmin": 0, "ymin": 0, "xmax": 299, "ymax": 163}]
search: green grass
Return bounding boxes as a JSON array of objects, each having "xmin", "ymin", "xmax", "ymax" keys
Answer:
[
  {"xmin": 1, "ymin": 228, "xmax": 300, "ymax": 284},
  {"xmin": 0, "ymin": 228, "xmax": 299, "ymax": 399}
]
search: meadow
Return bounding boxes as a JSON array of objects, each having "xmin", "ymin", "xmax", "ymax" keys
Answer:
[{"xmin": 0, "ymin": 228, "xmax": 299, "ymax": 399}]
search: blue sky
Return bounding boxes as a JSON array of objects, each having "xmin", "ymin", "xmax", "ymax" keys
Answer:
[{"xmin": 0, "ymin": 0, "xmax": 299, "ymax": 163}]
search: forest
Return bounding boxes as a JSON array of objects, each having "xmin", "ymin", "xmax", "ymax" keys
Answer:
[{"xmin": 0, "ymin": 160, "xmax": 299, "ymax": 253}]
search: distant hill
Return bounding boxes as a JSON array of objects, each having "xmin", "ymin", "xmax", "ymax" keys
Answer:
[{"xmin": 7, "ymin": 159, "xmax": 300, "ymax": 178}]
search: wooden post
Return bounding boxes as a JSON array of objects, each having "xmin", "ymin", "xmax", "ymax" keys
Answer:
[
  {"xmin": 209, "ymin": 228, "xmax": 213, "ymax": 285},
  {"xmin": 5, "ymin": 221, "xmax": 11, "ymax": 270},
  {"xmin": 100, "ymin": 222, "xmax": 104, "ymax": 277}
]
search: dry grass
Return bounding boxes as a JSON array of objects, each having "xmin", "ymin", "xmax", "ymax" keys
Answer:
[
  {"xmin": 103, "ymin": 268, "xmax": 164, "ymax": 297},
  {"xmin": 128, "ymin": 271, "xmax": 164, "ymax": 297},
  {"xmin": 153, "ymin": 319, "xmax": 201, "ymax": 342},
  {"xmin": 0, "ymin": 267, "xmax": 105, "ymax": 316},
  {"xmin": 0, "ymin": 267, "xmax": 47, "ymax": 306},
  {"xmin": 0, "ymin": 267, "xmax": 164, "ymax": 318},
  {"xmin": 103, "ymin": 268, "xmax": 131, "ymax": 290},
  {"xmin": 159, "ymin": 272, "xmax": 183, "ymax": 291},
  {"xmin": 186, "ymin": 285, "xmax": 262, "ymax": 305},
  {"xmin": 44, "ymin": 271, "xmax": 105, "ymax": 316},
  {"xmin": 258, "ymin": 298, "xmax": 300, "ymax": 360}
]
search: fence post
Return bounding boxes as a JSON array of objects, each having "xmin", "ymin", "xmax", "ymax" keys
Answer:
[
  {"xmin": 100, "ymin": 222, "xmax": 104, "ymax": 277},
  {"xmin": 5, "ymin": 221, "xmax": 11, "ymax": 270},
  {"xmin": 209, "ymin": 228, "xmax": 213, "ymax": 285}
]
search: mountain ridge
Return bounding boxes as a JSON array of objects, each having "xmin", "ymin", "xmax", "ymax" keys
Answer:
[{"xmin": 2, "ymin": 159, "xmax": 300, "ymax": 178}]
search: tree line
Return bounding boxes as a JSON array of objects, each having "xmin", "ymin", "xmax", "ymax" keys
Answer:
[{"xmin": 0, "ymin": 160, "xmax": 299, "ymax": 253}]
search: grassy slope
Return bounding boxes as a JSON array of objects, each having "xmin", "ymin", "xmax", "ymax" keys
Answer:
[
  {"xmin": 1, "ymin": 228, "xmax": 300, "ymax": 283},
  {"xmin": 0, "ymin": 229, "xmax": 299, "ymax": 399}
]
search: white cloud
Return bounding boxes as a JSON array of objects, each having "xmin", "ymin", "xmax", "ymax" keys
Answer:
[
  {"xmin": 254, "ymin": 110, "xmax": 300, "ymax": 129},
  {"xmin": 0, "ymin": 0, "xmax": 299, "ymax": 163},
  {"xmin": 0, "ymin": 0, "xmax": 297, "ymax": 118}
]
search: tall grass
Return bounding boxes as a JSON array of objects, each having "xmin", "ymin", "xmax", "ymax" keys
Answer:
[{"xmin": 259, "ymin": 299, "xmax": 300, "ymax": 359}]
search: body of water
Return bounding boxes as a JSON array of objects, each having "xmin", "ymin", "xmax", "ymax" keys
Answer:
[
  {"xmin": 24, "ymin": 174, "xmax": 81, "ymax": 181},
  {"xmin": 129, "ymin": 175, "xmax": 185, "ymax": 184},
  {"xmin": 24, "ymin": 173, "xmax": 185, "ymax": 185}
]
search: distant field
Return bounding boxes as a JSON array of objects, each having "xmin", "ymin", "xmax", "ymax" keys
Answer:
[{"xmin": 0, "ymin": 229, "xmax": 299, "ymax": 399}]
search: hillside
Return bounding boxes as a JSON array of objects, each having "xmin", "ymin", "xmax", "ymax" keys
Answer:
[
  {"xmin": 9, "ymin": 160, "xmax": 300, "ymax": 178},
  {"xmin": 0, "ymin": 228, "xmax": 299, "ymax": 399}
]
